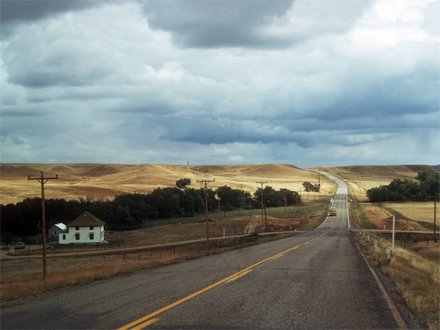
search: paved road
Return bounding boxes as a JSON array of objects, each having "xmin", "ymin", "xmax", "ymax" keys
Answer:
[{"xmin": 1, "ymin": 174, "xmax": 421, "ymax": 329}]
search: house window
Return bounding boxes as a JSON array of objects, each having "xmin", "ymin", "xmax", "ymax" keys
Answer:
[
  {"xmin": 89, "ymin": 233, "xmax": 94, "ymax": 240},
  {"xmin": 63, "ymin": 235, "xmax": 66, "ymax": 240},
  {"xmin": 75, "ymin": 226, "xmax": 79, "ymax": 230},
  {"xmin": 75, "ymin": 233, "xmax": 80, "ymax": 240},
  {"xmin": 90, "ymin": 226, "xmax": 94, "ymax": 230}
]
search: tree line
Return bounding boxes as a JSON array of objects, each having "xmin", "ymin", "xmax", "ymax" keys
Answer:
[
  {"xmin": 1, "ymin": 179, "xmax": 301, "ymax": 241},
  {"xmin": 367, "ymin": 171, "xmax": 440, "ymax": 203}
]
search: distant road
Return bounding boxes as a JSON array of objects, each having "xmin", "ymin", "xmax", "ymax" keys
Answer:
[{"xmin": 1, "ymin": 173, "xmax": 421, "ymax": 329}]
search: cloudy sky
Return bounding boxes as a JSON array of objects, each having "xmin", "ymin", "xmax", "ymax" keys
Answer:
[{"xmin": 1, "ymin": 0, "xmax": 439, "ymax": 168}]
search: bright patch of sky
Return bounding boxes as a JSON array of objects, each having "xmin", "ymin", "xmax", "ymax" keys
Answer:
[{"xmin": 1, "ymin": 0, "xmax": 439, "ymax": 168}]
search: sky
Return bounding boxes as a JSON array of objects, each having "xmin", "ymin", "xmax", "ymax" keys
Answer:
[{"xmin": 0, "ymin": 0, "xmax": 439, "ymax": 168}]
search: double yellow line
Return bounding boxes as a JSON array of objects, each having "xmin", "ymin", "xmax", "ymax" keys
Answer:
[{"xmin": 117, "ymin": 241, "xmax": 310, "ymax": 330}]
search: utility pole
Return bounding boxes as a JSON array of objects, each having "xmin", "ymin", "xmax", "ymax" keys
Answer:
[
  {"xmin": 257, "ymin": 181, "xmax": 267, "ymax": 224},
  {"xmin": 28, "ymin": 172, "xmax": 58, "ymax": 280},
  {"xmin": 197, "ymin": 179, "xmax": 215, "ymax": 250},
  {"xmin": 434, "ymin": 198, "xmax": 437, "ymax": 243},
  {"xmin": 429, "ymin": 196, "xmax": 439, "ymax": 243}
]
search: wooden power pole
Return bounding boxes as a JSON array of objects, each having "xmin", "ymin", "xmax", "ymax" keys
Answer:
[
  {"xmin": 28, "ymin": 172, "xmax": 58, "ymax": 280},
  {"xmin": 197, "ymin": 179, "xmax": 215, "ymax": 250},
  {"xmin": 257, "ymin": 181, "xmax": 267, "ymax": 224}
]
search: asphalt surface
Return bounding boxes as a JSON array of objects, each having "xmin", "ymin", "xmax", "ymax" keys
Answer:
[{"xmin": 1, "ymin": 174, "xmax": 423, "ymax": 329}]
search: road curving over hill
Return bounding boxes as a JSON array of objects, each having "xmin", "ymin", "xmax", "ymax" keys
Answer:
[{"xmin": 1, "ymin": 173, "xmax": 423, "ymax": 329}]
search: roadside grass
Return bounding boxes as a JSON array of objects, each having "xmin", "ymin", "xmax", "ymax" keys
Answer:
[
  {"xmin": 340, "ymin": 173, "xmax": 440, "ymax": 329},
  {"xmin": 0, "ymin": 234, "xmax": 295, "ymax": 302},
  {"xmin": 348, "ymin": 195, "xmax": 440, "ymax": 329},
  {"xmin": 349, "ymin": 203, "xmax": 377, "ymax": 229},
  {"xmin": 355, "ymin": 232, "xmax": 440, "ymax": 329}
]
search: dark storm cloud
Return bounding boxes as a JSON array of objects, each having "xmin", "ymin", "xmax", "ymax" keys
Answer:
[
  {"xmin": 158, "ymin": 116, "xmax": 333, "ymax": 148},
  {"xmin": 142, "ymin": 0, "xmax": 294, "ymax": 48},
  {"xmin": 142, "ymin": 0, "xmax": 372, "ymax": 49},
  {"xmin": 0, "ymin": 0, "xmax": 98, "ymax": 37}
]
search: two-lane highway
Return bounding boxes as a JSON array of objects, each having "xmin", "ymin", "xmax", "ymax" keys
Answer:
[{"xmin": 1, "ymin": 174, "xmax": 416, "ymax": 329}]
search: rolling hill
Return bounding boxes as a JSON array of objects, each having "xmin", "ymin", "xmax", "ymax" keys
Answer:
[
  {"xmin": 2, "ymin": 163, "xmax": 435, "ymax": 205},
  {"xmin": 1, "ymin": 163, "xmax": 321, "ymax": 205}
]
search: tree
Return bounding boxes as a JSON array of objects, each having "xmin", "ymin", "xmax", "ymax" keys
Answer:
[
  {"xmin": 302, "ymin": 182, "xmax": 320, "ymax": 192},
  {"xmin": 216, "ymin": 186, "xmax": 252, "ymax": 210},
  {"xmin": 176, "ymin": 178, "xmax": 191, "ymax": 189}
]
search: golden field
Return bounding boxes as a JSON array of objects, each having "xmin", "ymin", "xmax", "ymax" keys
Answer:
[
  {"xmin": 0, "ymin": 163, "xmax": 333, "ymax": 205},
  {"xmin": 383, "ymin": 202, "xmax": 439, "ymax": 225}
]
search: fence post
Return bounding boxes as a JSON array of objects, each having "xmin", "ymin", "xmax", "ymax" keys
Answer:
[{"xmin": 385, "ymin": 247, "xmax": 391, "ymax": 264}]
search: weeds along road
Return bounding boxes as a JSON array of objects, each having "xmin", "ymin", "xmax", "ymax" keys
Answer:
[{"xmin": 1, "ymin": 173, "xmax": 418, "ymax": 329}]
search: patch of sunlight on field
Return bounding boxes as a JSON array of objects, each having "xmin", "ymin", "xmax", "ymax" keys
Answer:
[{"xmin": 385, "ymin": 202, "xmax": 439, "ymax": 224}]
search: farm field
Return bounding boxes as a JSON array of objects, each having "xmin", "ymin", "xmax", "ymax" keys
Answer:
[{"xmin": 383, "ymin": 202, "xmax": 439, "ymax": 226}]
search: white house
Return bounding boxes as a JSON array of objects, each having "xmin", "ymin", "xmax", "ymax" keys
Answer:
[
  {"xmin": 48, "ymin": 223, "xmax": 67, "ymax": 238},
  {"xmin": 59, "ymin": 211, "xmax": 105, "ymax": 244}
]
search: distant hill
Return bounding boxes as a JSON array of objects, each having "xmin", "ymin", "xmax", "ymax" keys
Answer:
[
  {"xmin": 308, "ymin": 164, "xmax": 437, "ymax": 200},
  {"xmin": 431, "ymin": 165, "xmax": 440, "ymax": 171},
  {"xmin": 311, "ymin": 164, "xmax": 437, "ymax": 180},
  {"xmin": 0, "ymin": 163, "xmax": 318, "ymax": 205}
]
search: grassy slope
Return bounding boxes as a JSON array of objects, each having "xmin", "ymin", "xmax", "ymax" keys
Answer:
[{"xmin": 1, "ymin": 163, "xmax": 325, "ymax": 204}]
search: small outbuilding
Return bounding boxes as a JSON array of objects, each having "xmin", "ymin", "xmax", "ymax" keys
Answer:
[
  {"xmin": 59, "ymin": 211, "xmax": 105, "ymax": 244},
  {"xmin": 48, "ymin": 223, "xmax": 67, "ymax": 238}
]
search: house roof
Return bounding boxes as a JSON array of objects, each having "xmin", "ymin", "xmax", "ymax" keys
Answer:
[
  {"xmin": 54, "ymin": 223, "xmax": 67, "ymax": 230},
  {"xmin": 68, "ymin": 211, "xmax": 105, "ymax": 227}
]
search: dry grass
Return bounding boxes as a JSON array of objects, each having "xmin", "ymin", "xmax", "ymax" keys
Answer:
[
  {"xmin": 383, "ymin": 202, "xmax": 439, "ymax": 225},
  {"xmin": 1, "ymin": 163, "xmax": 328, "ymax": 204},
  {"xmin": 356, "ymin": 233, "xmax": 440, "ymax": 329},
  {"xmin": 349, "ymin": 187, "xmax": 439, "ymax": 329}
]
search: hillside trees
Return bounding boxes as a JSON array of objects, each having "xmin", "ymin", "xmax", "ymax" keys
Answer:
[
  {"xmin": 216, "ymin": 186, "xmax": 253, "ymax": 210},
  {"xmin": 253, "ymin": 186, "xmax": 301, "ymax": 208},
  {"xmin": 176, "ymin": 178, "xmax": 191, "ymax": 189},
  {"xmin": 302, "ymin": 181, "xmax": 320, "ymax": 192},
  {"xmin": 367, "ymin": 171, "xmax": 440, "ymax": 203}
]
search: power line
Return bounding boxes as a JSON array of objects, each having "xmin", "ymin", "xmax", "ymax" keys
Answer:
[{"xmin": 28, "ymin": 172, "xmax": 59, "ymax": 281}]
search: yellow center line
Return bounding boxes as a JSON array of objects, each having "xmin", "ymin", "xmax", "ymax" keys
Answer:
[
  {"xmin": 228, "ymin": 269, "xmax": 252, "ymax": 282},
  {"xmin": 272, "ymin": 253, "xmax": 284, "ymax": 259},
  {"xmin": 117, "ymin": 238, "xmax": 320, "ymax": 329},
  {"xmin": 131, "ymin": 319, "xmax": 159, "ymax": 330}
]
